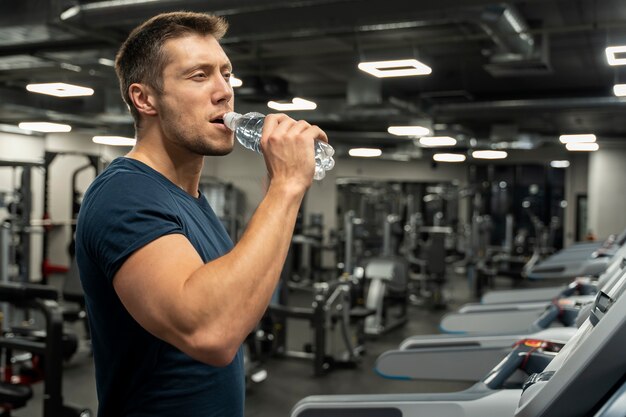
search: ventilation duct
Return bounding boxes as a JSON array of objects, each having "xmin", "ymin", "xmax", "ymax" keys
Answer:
[
  {"xmin": 478, "ymin": 4, "xmax": 550, "ymax": 77},
  {"xmin": 477, "ymin": 4, "xmax": 534, "ymax": 58}
]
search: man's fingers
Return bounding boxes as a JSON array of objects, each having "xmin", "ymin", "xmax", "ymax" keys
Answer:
[
  {"xmin": 262, "ymin": 114, "xmax": 329, "ymax": 152},
  {"xmin": 309, "ymin": 125, "xmax": 328, "ymax": 144}
]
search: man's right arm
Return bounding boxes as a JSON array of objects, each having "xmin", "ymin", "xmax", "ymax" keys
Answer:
[{"xmin": 113, "ymin": 114, "xmax": 328, "ymax": 366}]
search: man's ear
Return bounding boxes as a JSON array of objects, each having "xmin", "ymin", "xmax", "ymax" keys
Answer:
[{"xmin": 128, "ymin": 83, "xmax": 158, "ymax": 117}]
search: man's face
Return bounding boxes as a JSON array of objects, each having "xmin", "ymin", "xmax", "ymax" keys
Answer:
[{"xmin": 155, "ymin": 34, "xmax": 235, "ymax": 156}]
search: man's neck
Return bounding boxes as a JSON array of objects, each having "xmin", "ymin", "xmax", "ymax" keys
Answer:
[{"xmin": 126, "ymin": 127, "xmax": 204, "ymax": 197}]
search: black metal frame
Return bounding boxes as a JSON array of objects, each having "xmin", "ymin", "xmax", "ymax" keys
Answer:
[{"xmin": 0, "ymin": 283, "xmax": 91, "ymax": 417}]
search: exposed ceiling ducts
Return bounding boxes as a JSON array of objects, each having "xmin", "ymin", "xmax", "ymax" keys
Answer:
[{"xmin": 0, "ymin": 0, "xmax": 624, "ymax": 148}]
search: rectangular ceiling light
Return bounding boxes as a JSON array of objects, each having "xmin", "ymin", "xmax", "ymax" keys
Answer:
[
  {"xmin": 26, "ymin": 82, "xmax": 94, "ymax": 97},
  {"xmin": 433, "ymin": 153, "xmax": 466, "ymax": 162},
  {"xmin": 472, "ymin": 150, "xmax": 508, "ymax": 159},
  {"xmin": 613, "ymin": 84, "xmax": 626, "ymax": 96},
  {"xmin": 93, "ymin": 136, "xmax": 137, "ymax": 146},
  {"xmin": 419, "ymin": 136, "xmax": 457, "ymax": 147},
  {"xmin": 387, "ymin": 125, "xmax": 430, "ymax": 137},
  {"xmin": 559, "ymin": 134, "xmax": 596, "ymax": 144},
  {"xmin": 18, "ymin": 122, "xmax": 71, "ymax": 133},
  {"xmin": 98, "ymin": 58, "xmax": 115, "ymax": 67},
  {"xmin": 566, "ymin": 142, "xmax": 599, "ymax": 151},
  {"xmin": 229, "ymin": 75, "xmax": 243, "ymax": 88},
  {"xmin": 606, "ymin": 46, "xmax": 626, "ymax": 66},
  {"xmin": 348, "ymin": 148, "xmax": 382, "ymax": 157},
  {"xmin": 550, "ymin": 160, "xmax": 570, "ymax": 168},
  {"xmin": 267, "ymin": 97, "xmax": 317, "ymax": 111},
  {"xmin": 358, "ymin": 59, "xmax": 432, "ymax": 78}
]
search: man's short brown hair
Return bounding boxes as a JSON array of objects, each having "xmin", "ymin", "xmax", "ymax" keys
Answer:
[{"xmin": 115, "ymin": 12, "xmax": 228, "ymax": 128}]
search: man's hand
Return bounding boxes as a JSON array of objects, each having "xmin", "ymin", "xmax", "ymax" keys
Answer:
[{"xmin": 260, "ymin": 114, "xmax": 328, "ymax": 192}]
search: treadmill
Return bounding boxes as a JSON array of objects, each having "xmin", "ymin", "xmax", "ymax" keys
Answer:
[
  {"xmin": 473, "ymin": 228, "xmax": 626, "ymax": 307},
  {"xmin": 438, "ymin": 243, "xmax": 626, "ymax": 334},
  {"xmin": 524, "ymin": 228, "xmax": 626, "ymax": 281},
  {"xmin": 452, "ymin": 246, "xmax": 623, "ymax": 315},
  {"xmin": 290, "ymin": 255, "xmax": 626, "ymax": 417},
  {"xmin": 374, "ymin": 254, "xmax": 625, "ymax": 381}
]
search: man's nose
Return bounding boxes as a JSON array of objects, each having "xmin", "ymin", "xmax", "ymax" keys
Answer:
[{"xmin": 213, "ymin": 76, "xmax": 233, "ymax": 104}]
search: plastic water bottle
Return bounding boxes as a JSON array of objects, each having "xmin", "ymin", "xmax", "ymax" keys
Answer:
[{"xmin": 223, "ymin": 111, "xmax": 335, "ymax": 180}]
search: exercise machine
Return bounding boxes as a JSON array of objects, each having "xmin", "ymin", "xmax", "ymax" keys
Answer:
[
  {"xmin": 375, "ymin": 252, "xmax": 626, "ymax": 381},
  {"xmin": 438, "ymin": 241, "xmax": 626, "ymax": 334},
  {"xmin": 524, "ymin": 227, "xmax": 626, "ymax": 280},
  {"xmin": 267, "ymin": 275, "xmax": 372, "ymax": 376},
  {"xmin": 361, "ymin": 213, "xmax": 409, "ymax": 336},
  {"xmin": 290, "ymin": 253, "xmax": 626, "ymax": 416}
]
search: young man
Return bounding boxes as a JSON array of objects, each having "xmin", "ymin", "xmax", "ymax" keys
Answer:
[{"xmin": 76, "ymin": 11, "xmax": 328, "ymax": 417}]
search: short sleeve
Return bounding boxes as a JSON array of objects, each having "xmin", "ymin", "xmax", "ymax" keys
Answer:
[{"xmin": 78, "ymin": 171, "xmax": 184, "ymax": 282}]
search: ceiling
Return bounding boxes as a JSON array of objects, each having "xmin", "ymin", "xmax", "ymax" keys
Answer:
[{"xmin": 2, "ymin": 0, "xmax": 626, "ymax": 159}]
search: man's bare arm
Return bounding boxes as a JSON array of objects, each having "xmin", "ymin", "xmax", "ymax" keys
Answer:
[{"xmin": 113, "ymin": 115, "xmax": 327, "ymax": 366}]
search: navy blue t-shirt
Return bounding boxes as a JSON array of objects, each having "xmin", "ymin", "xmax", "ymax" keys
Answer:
[{"xmin": 75, "ymin": 157, "xmax": 244, "ymax": 417}]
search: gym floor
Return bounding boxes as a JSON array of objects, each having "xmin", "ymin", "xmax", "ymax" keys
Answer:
[{"xmin": 16, "ymin": 271, "xmax": 493, "ymax": 417}]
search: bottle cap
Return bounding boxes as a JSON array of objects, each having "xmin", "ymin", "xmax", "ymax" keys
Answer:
[{"xmin": 223, "ymin": 112, "xmax": 241, "ymax": 130}]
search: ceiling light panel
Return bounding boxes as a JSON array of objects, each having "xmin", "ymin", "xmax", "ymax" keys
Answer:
[
  {"xmin": 433, "ymin": 153, "xmax": 466, "ymax": 162},
  {"xmin": 566, "ymin": 143, "xmax": 599, "ymax": 151},
  {"xmin": 230, "ymin": 75, "xmax": 243, "ymax": 88},
  {"xmin": 267, "ymin": 97, "xmax": 317, "ymax": 111},
  {"xmin": 550, "ymin": 160, "xmax": 570, "ymax": 168},
  {"xmin": 358, "ymin": 59, "xmax": 432, "ymax": 78},
  {"xmin": 92, "ymin": 136, "xmax": 136, "ymax": 146},
  {"xmin": 559, "ymin": 134, "xmax": 596, "ymax": 144},
  {"xmin": 472, "ymin": 150, "xmax": 508, "ymax": 159},
  {"xmin": 613, "ymin": 84, "xmax": 626, "ymax": 96},
  {"xmin": 606, "ymin": 46, "xmax": 626, "ymax": 66},
  {"xmin": 419, "ymin": 136, "xmax": 457, "ymax": 147},
  {"xmin": 98, "ymin": 58, "xmax": 115, "ymax": 67},
  {"xmin": 348, "ymin": 148, "xmax": 382, "ymax": 157},
  {"xmin": 387, "ymin": 126, "xmax": 430, "ymax": 136},
  {"xmin": 26, "ymin": 82, "xmax": 94, "ymax": 97},
  {"xmin": 18, "ymin": 122, "xmax": 71, "ymax": 132}
]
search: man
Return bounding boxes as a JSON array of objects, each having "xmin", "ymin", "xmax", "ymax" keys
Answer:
[{"xmin": 76, "ymin": 11, "xmax": 328, "ymax": 417}]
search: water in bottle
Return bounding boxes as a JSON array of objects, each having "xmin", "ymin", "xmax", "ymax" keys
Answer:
[{"xmin": 223, "ymin": 111, "xmax": 335, "ymax": 180}]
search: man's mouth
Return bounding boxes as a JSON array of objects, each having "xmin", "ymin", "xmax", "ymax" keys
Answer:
[{"xmin": 210, "ymin": 117, "xmax": 224, "ymax": 125}]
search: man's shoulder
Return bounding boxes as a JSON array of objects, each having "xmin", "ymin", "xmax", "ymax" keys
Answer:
[
  {"xmin": 78, "ymin": 159, "xmax": 180, "ymax": 234},
  {"xmin": 85, "ymin": 158, "xmax": 172, "ymax": 205}
]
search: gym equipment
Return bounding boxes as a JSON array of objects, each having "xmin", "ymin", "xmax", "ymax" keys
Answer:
[
  {"xmin": 406, "ymin": 226, "xmax": 451, "ymax": 309},
  {"xmin": 362, "ymin": 256, "xmax": 408, "ymax": 336},
  {"xmin": 198, "ymin": 180, "xmax": 245, "ymax": 241},
  {"xmin": 525, "ymin": 227, "xmax": 626, "ymax": 280},
  {"xmin": 242, "ymin": 329, "xmax": 268, "ymax": 390},
  {"xmin": 593, "ymin": 378, "xmax": 626, "ymax": 417},
  {"xmin": 476, "ymin": 230, "xmax": 626, "ymax": 305},
  {"xmin": 362, "ymin": 214, "xmax": 409, "ymax": 336},
  {"xmin": 479, "ymin": 276, "xmax": 596, "ymax": 305},
  {"xmin": 439, "ymin": 295, "xmax": 591, "ymax": 335},
  {"xmin": 375, "ymin": 327, "xmax": 576, "ymax": 382},
  {"xmin": 438, "ymin": 247, "xmax": 626, "ymax": 334},
  {"xmin": 460, "ymin": 165, "xmax": 566, "ymax": 296},
  {"xmin": 289, "ymin": 255, "xmax": 626, "ymax": 417},
  {"xmin": 0, "ymin": 160, "xmax": 43, "ymax": 285},
  {"xmin": 60, "ymin": 259, "xmax": 90, "ymax": 346},
  {"xmin": 514, "ymin": 280, "xmax": 626, "ymax": 416},
  {"xmin": 0, "ymin": 281, "xmax": 92, "ymax": 416},
  {"xmin": 42, "ymin": 152, "xmax": 102, "ymax": 283},
  {"xmin": 267, "ymin": 276, "xmax": 373, "ymax": 376},
  {"xmin": 375, "ymin": 251, "xmax": 626, "ymax": 381},
  {"xmin": 265, "ymin": 207, "xmax": 374, "ymax": 376}
]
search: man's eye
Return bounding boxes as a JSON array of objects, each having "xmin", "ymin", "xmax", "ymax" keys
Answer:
[
  {"xmin": 192, "ymin": 72, "xmax": 207, "ymax": 79},
  {"xmin": 223, "ymin": 72, "xmax": 231, "ymax": 79}
]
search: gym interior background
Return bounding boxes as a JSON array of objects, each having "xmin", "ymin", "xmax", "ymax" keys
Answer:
[{"xmin": 1, "ymin": 1, "xmax": 626, "ymax": 416}]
